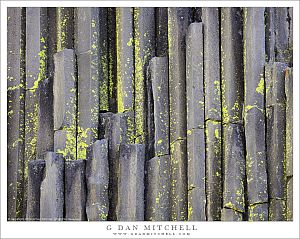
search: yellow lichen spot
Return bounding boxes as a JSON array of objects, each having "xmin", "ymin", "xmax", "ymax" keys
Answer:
[
  {"xmin": 256, "ymin": 78, "xmax": 264, "ymax": 95},
  {"xmin": 157, "ymin": 139, "xmax": 163, "ymax": 145}
]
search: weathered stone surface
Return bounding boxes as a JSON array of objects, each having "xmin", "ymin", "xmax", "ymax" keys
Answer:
[
  {"xmin": 244, "ymin": 8, "xmax": 265, "ymax": 112},
  {"xmin": 117, "ymin": 144, "xmax": 145, "ymax": 221},
  {"xmin": 269, "ymin": 199, "xmax": 286, "ymax": 221},
  {"xmin": 145, "ymin": 155, "xmax": 171, "ymax": 221},
  {"xmin": 187, "ymin": 129, "xmax": 206, "ymax": 221},
  {"xmin": 221, "ymin": 208, "xmax": 243, "ymax": 221},
  {"xmin": 205, "ymin": 120, "xmax": 222, "ymax": 220},
  {"xmin": 77, "ymin": 50, "xmax": 100, "ymax": 159},
  {"xmin": 170, "ymin": 139, "xmax": 187, "ymax": 221},
  {"xmin": 156, "ymin": 8, "xmax": 168, "ymax": 57},
  {"xmin": 186, "ymin": 22, "xmax": 204, "ymax": 130},
  {"xmin": 168, "ymin": 7, "xmax": 190, "ymax": 143},
  {"xmin": 265, "ymin": 62, "xmax": 288, "ymax": 107},
  {"xmin": 194, "ymin": 7, "xmax": 202, "ymax": 22},
  {"xmin": 37, "ymin": 76, "xmax": 54, "ymax": 158},
  {"xmin": 288, "ymin": 7, "xmax": 293, "ymax": 66},
  {"xmin": 202, "ymin": 8, "xmax": 221, "ymax": 121},
  {"xmin": 86, "ymin": 140, "xmax": 109, "ymax": 221},
  {"xmin": 99, "ymin": 112, "xmax": 113, "ymax": 140},
  {"xmin": 40, "ymin": 152, "xmax": 64, "ymax": 221},
  {"xmin": 65, "ymin": 160, "xmax": 86, "ymax": 221},
  {"xmin": 248, "ymin": 203, "xmax": 268, "ymax": 221},
  {"xmin": 221, "ymin": 8, "xmax": 244, "ymax": 124},
  {"xmin": 265, "ymin": 8, "xmax": 275, "ymax": 63},
  {"xmin": 285, "ymin": 67, "xmax": 293, "ymax": 177},
  {"xmin": 47, "ymin": 8, "xmax": 57, "ymax": 79},
  {"xmin": 286, "ymin": 177, "xmax": 293, "ymax": 221},
  {"xmin": 245, "ymin": 108, "xmax": 268, "ymax": 204},
  {"xmin": 134, "ymin": 7, "xmax": 155, "ymax": 144},
  {"xmin": 116, "ymin": 8, "xmax": 134, "ymax": 113},
  {"xmin": 266, "ymin": 105, "xmax": 286, "ymax": 199},
  {"xmin": 274, "ymin": 8, "xmax": 290, "ymax": 63},
  {"xmin": 223, "ymin": 123, "xmax": 245, "ymax": 213},
  {"xmin": 26, "ymin": 159, "xmax": 45, "ymax": 221},
  {"xmin": 148, "ymin": 57, "xmax": 169, "ymax": 156},
  {"xmin": 56, "ymin": 7, "xmax": 74, "ymax": 51}
]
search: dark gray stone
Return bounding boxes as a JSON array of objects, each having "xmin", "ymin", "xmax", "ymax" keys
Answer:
[
  {"xmin": 77, "ymin": 50, "xmax": 100, "ymax": 159},
  {"xmin": 221, "ymin": 208, "xmax": 243, "ymax": 221},
  {"xmin": 116, "ymin": 8, "xmax": 134, "ymax": 112},
  {"xmin": 244, "ymin": 8, "xmax": 265, "ymax": 112},
  {"xmin": 248, "ymin": 203, "xmax": 268, "ymax": 221},
  {"xmin": 187, "ymin": 129, "xmax": 206, "ymax": 221},
  {"xmin": 99, "ymin": 112, "xmax": 113, "ymax": 140},
  {"xmin": 40, "ymin": 152, "xmax": 64, "ymax": 221},
  {"xmin": 168, "ymin": 7, "xmax": 190, "ymax": 143},
  {"xmin": 202, "ymin": 8, "xmax": 221, "ymax": 121},
  {"xmin": 286, "ymin": 177, "xmax": 293, "ymax": 221},
  {"xmin": 53, "ymin": 49, "xmax": 77, "ymax": 131},
  {"xmin": 288, "ymin": 7, "xmax": 293, "ymax": 66},
  {"xmin": 269, "ymin": 199, "xmax": 286, "ymax": 221},
  {"xmin": 156, "ymin": 8, "xmax": 168, "ymax": 57},
  {"xmin": 56, "ymin": 7, "xmax": 74, "ymax": 51},
  {"xmin": 86, "ymin": 139, "xmax": 109, "ymax": 221},
  {"xmin": 170, "ymin": 139, "xmax": 187, "ymax": 221},
  {"xmin": 223, "ymin": 123, "xmax": 246, "ymax": 213},
  {"xmin": 145, "ymin": 155, "xmax": 171, "ymax": 221},
  {"xmin": 186, "ymin": 23, "xmax": 204, "ymax": 130},
  {"xmin": 265, "ymin": 62, "xmax": 288, "ymax": 107},
  {"xmin": 134, "ymin": 7, "xmax": 155, "ymax": 144},
  {"xmin": 221, "ymin": 8, "xmax": 244, "ymax": 124},
  {"xmin": 285, "ymin": 67, "xmax": 293, "ymax": 177},
  {"xmin": 26, "ymin": 160, "xmax": 45, "ymax": 221},
  {"xmin": 245, "ymin": 108, "xmax": 268, "ymax": 205},
  {"xmin": 194, "ymin": 7, "xmax": 202, "ymax": 22},
  {"xmin": 266, "ymin": 105, "xmax": 286, "ymax": 199},
  {"xmin": 65, "ymin": 160, "xmax": 86, "ymax": 221},
  {"xmin": 205, "ymin": 120, "xmax": 222, "ymax": 221},
  {"xmin": 47, "ymin": 8, "xmax": 57, "ymax": 79},
  {"xmin": 149, "ymin": 57, "xmax": 169, "ymax": 156},
  {"xmin": 117, "ymin": 144, "xmax": 145, "ymax": 221},
  {"xmin": 265, "ymin": 8, "xmax": 275, "ymax": 63}
]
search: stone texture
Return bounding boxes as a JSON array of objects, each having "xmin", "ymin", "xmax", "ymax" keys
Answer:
[
  {"xmin": 170, "ymin": 139, "xmax": 188, "ymax": 221},
  {"xmin": 134, "ymin": 7, "xmax": 155, "ymax": 144},
  {"xmin": 223, "ymin": 123, "xmax": 245, "ymax": 213},
  {"xmin": 202, "ymin": 8, "xmax": 221, "ymax": 121},
  {"xmin": 221, "ymin": 8, "xmax": 244, "ymax": 124},
  {"xmin": 221, "ymin": 208, "xmax": 243, "ymax": 221},
  {"xmin": 145, "ymin": 155, "xmax": 171, "ymax": 221},
  {"xmin": 244, "ymin": 8, "xmax": 265, "ymax": 112},
  {"xmin": 86, "ymin": 139, "xmax": 109, "ymax": 221},
  {"xmin": 40, "ymin": 152, "xmax": 64, "ymax": 221},
  {"xmin": 286, "ymin": 177, "xmax": 293, "ymax": 221},
  {"xmin": 248, "ymin": 203, "xmax": 268, "ymax": 221},
  {"xmin": 187, "ymin": 129, "xmax": 206, "ymax": 221},
  {"xmin": 156, "ymin": 8, "xmax": 168, "ymax": 57},
  {"xmin": 65, "ymin": 160, "xmax": 86, "ymax": 221},
  {"xmin": 56, "ymin": 7, "xmax": 74, "ymax": 51},
  {"xmin": 116, "ymin": 8, "xmax": 134, "ymax": 113},
  {"xmin": 265, "ymin": 8, "xmax": 275, "ymax": 63},
  {"xmin": 269, "ymin": 199, "xmax": 286, "ymax": 221},
  {"xmin": 205, "ymin": 120, "xmax": 222, "ymax": 221},
  {"xmin": 186, "ymin": 22, "xmax": 204, "ymax": 130},
  {"xmin": 245, "ymin": 108, "xmax": 268, "ymax": 205},
  {"xmin": 117, "ymin": 144, "xmax": 145, "ymax": 221},
  {"xmin": 26, "ymin": 159, "xmax": 45, "ymax": 221},
  {"xmin": 149, "ymin": 57, "xmax": 169, "ymax": 156}
]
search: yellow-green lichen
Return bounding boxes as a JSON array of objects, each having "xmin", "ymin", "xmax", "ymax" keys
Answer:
[{"xmin": 256, "ymin": 78, "xmax": 264, "ymax": 95}]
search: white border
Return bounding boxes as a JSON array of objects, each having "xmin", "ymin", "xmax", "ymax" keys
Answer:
[{"xmin": 1, "ymin": 1, "xmax": 299, "ymax": 238}]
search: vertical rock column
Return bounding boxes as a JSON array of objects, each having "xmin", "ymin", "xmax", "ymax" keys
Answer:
[
  {"xmin": 117, "ymin": 144, "xmax": 145, "ymax": 221},
  {"xmin": 220, "ymin": 8, "xmax": 245, "ymax": 221},
  {"xmin": 244, "ymin": 7, "xmax": 268, "ymax": 221},
  {"xmin": 7, "ymin": 7, "xmax": 26, "ymax": 220},
  {"xmin": 53, "ymin": 49, "xmax": 77, "ymax": 160},
  {"xmin": 155, "ymin": 7, "xmax": 168, "ymax": 57},
  {"xmin": 56, "ymin": 7, "xmax": 74, "ymax": 51},
  {"xmin": 116, "ymin": 8, "xmax": 135, "ymax": 143},
  {"xmin": 133, "ymin": 7, "xmax": 155, "ymax": 144},
  {"xmin": 24, "ymin": 7, "xmax": 48, "ymax": 218},
  {"xmin": 86, "ymin": 139, "xmax": 109, "ymax": 221},
  {"xmin": 265, "ymin": 62, "xmax": 288, "ymax": 221},
  {"xmin": 145, "ymin": 57, "xmax": 170, "ymax": 221},
  {"xmin": 202, "ymin": 7, "xmax": 222, "ymax": 221},
  {"xmin": 40, "ymin": 152, "xmax": 64, "ymax": 221},
  {"xmin": 285, "ymin": 67, "xmax": 293, "ymax": 221},
  {"xmin": 186, "ymin": 22, "xmax": 206, "ymax": 221},
  {"xmin": 75, "ymin": 7, "xmax": 101, "ymax": 159},
  {"xmin": 168, "ymin": 7, "xmax": 190, "ymax": 221}
]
